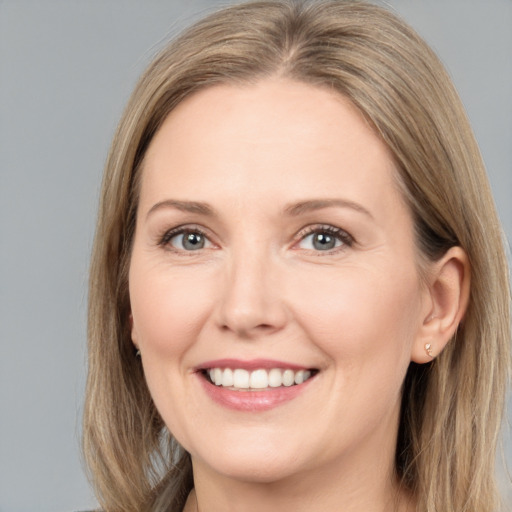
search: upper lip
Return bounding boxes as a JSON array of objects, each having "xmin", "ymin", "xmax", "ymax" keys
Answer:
[{"xmin": 195, "ymin": 358, "xmax": 314, "ymax": 371}]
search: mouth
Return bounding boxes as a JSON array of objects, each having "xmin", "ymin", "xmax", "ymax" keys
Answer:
[
  {"xmin": 195, "ymin": 359, "xmax": 319, "ymax": 411},
  {"xmin": 202, "ymin": 367, "xmax": 318, "ymax": 391}
]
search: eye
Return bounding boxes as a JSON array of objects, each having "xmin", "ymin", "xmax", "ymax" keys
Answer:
[
  {"xmin": 296, "ymin": 225, "xmax": 353, "ymax": 252},
  {"xmin": 160, "ymin": 227, "xmax": 213, "ymax": 252}
]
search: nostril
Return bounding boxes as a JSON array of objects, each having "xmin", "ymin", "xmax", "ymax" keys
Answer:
[
  {"xmin": 220, "ymin": 322, "xmax": 281, "ymax": 338},
  {"xmin": 256, "ymin": 323, "xmax": 276, "ymax": 330}
]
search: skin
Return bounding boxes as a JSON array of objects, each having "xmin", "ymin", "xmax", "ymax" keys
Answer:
[{"xmin": 129, "ymin": 79, "xmax": 468, "ymax": 512}]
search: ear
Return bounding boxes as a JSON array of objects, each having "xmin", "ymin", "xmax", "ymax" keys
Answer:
[{"xmin": 411, "ymin": 246, "xmax": 470, "ymax": 363}]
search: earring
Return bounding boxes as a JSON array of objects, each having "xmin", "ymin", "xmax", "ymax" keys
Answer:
[
  {"xmin": 425, "ymin": 343, "xmax": 433, "ymax": 358},
  {"xmin": 135, "ymin": 349, "xmax": 141, "ymax": 358}
]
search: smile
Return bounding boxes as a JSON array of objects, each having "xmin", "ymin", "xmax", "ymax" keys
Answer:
[
  {"xmin": 205, "ymin": 367, "xmax": 314, "ymax": 390},
  {"xmin": 196, "ymin": 359, "xmax": 319, "ymax": 411}
]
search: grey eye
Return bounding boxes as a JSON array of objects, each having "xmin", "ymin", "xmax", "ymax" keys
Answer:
[
  {"xmin": 312, "ymin": 232, "xmax": 337, "ymax": 250},
  {"xmin": 299, "ymin": 231, "xmax": 343, "ymax": 251},
  {"xmin": 171, "ymin": 231, "xmax": 207, "ymax": 250}
]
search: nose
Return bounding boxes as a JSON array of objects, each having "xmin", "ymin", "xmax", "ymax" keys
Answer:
[{"xmin": 215, "ymin": 247, "xmax": 288, "ymax": 339}]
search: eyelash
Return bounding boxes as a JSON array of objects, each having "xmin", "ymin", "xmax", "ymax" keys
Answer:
[{"xmin": 158, "ymin": 224, "xmax": 354, "ymax": 255}]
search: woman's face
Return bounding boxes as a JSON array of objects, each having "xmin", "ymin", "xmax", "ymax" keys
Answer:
[{"xmin": 129, "ymin": 79, "xmax": 431, "ymax": 484}]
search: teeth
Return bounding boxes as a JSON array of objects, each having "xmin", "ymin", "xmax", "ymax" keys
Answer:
[
  {"xmin": 233, "ymin": 369, "xmax": 250, "ymax": 388},
  {"xmin": 282, "ymin": 369, "xmax": 295, "ymax": 386},
  {"xmin": 268, "ymin": 368, "xmax": 282, "ymax": 387},
  {"xmin": 250, "ymin": 369, "xmax": 268, "ymax": 388},
  {"xmin": 206, "ymin": 367, "xmax": 314, "ymax": 390},
  {"xmin": 222, "ymin": 368, "xmax": 234, "ymax": 387}
]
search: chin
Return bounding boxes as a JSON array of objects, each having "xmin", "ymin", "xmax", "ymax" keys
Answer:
[
  {"xmin": 189, "ymin": 435, "xmax": 310, "ymax": 484},
  {"xmin": 205, "ymin": 456, "xmax": 303, "ymax": 484}
]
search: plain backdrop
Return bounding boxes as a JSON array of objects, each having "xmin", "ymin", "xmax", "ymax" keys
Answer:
[{"xmin": 1, "ymin": 1, "xmax": 510, "ymax": 511}]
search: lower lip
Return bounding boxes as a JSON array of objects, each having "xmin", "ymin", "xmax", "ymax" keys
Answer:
[{"xmin": 197, "ymin": 373, "xmax": 315, "ymax": 411}]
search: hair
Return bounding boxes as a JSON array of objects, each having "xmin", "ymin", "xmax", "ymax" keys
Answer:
[{"xmin": 83, "ymin": 1, "xmax": 511, "ymax": 511}]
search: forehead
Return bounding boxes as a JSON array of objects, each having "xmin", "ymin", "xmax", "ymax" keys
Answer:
[{"xmin": 140, "ymin": 79, "xmax": 403, "ymax": 218}]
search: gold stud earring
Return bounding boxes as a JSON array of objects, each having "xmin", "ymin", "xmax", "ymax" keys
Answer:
[{"xmin": 425, "ymin": 343, "xmax": 433, "ymax": 358}]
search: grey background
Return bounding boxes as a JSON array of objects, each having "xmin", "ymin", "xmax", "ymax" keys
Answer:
[{"xmin": 1, "ymin": 1, "xmax": 510, "ymax": 511}]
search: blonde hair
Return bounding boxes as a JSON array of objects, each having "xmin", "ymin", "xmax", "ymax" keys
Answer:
[{"xmin": 83, "ymin": 1, "xmax": 511, "ymax": 511}]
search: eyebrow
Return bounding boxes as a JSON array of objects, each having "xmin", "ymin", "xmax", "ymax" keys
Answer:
[
  {"xmin": 146, "ymin": 199, "xmax": 217, "ymax": 219},
  {"xmin": 146, "ymin": 197, "xmax": 373, "ymax": 220},
  {"xmin": 284, "ymin": 199, "xmax": 374, "ymax": 219}
]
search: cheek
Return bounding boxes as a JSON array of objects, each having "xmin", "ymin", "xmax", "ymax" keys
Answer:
[
  {"xmin": 128, "ymin": 261, "xmax": 214, "ymax": 439},
  {"xmin": 289, "ymin": 264, "xmax": 422, "ymax": 438},
  {"xmin": 291, "ymin": 263, "xmax": 422, "ymax": 365},
  {"xmin": 129, "ymin": 262, "xmax": 213, "ymax": 356}
]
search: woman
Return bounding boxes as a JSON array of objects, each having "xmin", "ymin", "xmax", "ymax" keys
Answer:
[{"xmin": 83, "ymin": 1, "xmax": 511, "ymax": 511}]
